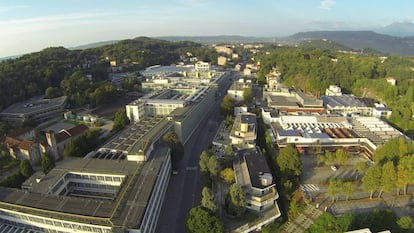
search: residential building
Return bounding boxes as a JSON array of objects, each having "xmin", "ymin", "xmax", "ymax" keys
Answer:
[
  {"xmin": 233, "ymin": 147, "xmax": 280, "ymax": 213},
  {"xmin": 230, "ymin": 113, "xmax": 257, "ymax": 148},
  {"xmin": 0, "ymin": 147, "xmax": 171, "ymax": 233},
  {"xmin": 4, "ymin": 137, "xmax": 41, "ymax": 165},
  {"xmin": 215, "ymin": 46, "xmax": 233, "ymax": 55},
  {"xmin": 0, "ymin": 96, "xmax": 67, "ymax": 125}
]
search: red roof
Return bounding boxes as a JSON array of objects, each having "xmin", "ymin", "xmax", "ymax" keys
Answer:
[
  {"xmin": 55, "ymin": 124, "xmax": 88, "ymax": 143},
  {"xmin": 18, "ymin": 140, "xmax": 34, "ymax": 151}
]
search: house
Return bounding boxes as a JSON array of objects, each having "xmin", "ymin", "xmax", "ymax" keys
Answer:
[
  {"xmin": 217, "ymin": 56, "xmax": 227, "ymax": 66},
  {"xmin": 233, "ymin": 148, "xmax": 280, "ymax": 214},
  {"xmin": 4, "ymin": 137, "xmax": 41, "ymax": 165},
  {"xmin": 45, "ymin": 124, "xmax": 89, "ymax": 160}
]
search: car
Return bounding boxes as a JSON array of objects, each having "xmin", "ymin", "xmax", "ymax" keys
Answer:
[
  {"xmin": 331, "ymin": 165, "xmax": 338, "ymax": 171},
  {"xmin": 172, "ymin": 170, "xmax": 179, "ymax": 175}
]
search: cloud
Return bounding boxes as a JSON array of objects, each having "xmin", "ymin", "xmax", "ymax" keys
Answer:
[
  {"xmin": 0, "ymin": 5, "xmax": 30, "ymax": 13},
  {"xmin": 319, "ymin": 0, "xmax": 336, "ymax": 10}
]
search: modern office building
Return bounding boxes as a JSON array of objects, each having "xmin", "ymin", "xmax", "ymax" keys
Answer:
[
  {"xmin": 0, "ymin": 147, "xmax": 171, "ymax": 233},
  {"xmin": 0, "ymin": 96, "xmax": 67, "ymax": 125},
  {"xmin": 94, "ymin": 116, "xmax": 172, "ymax": 162}
]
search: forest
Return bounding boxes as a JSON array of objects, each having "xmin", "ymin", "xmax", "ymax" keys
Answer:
[
  {"xmin": 256, "ymin": 46, "xmax": 414, "ymax": 135},
  {"xmin": 0, "ymin": 37, "xmax": 217, "ymax": 110}
]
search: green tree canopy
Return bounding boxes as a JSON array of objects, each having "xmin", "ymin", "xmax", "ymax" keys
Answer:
[
  {"xmin": 242, "ymin": 87, "xmax": 253, "ymax": 104},
  {"xmin": 220, "ymin": 168, "xmax": 235, "ymax": 184},
  {"xmin": 276, "ymin": 144, "xmax": 303, "ymax": 178},
  {"xmin": 220, "ymin": 95, "xmax": 235, "ymax": 116},
  {"xmin": 112, "ymin": 108, "xmax": 130, "ymax": 132},
  {"xmin": 362, "ymin": 164, "xmax": 382, "ymax": 199},
  {"xmin": 20, "ymin": 159, "xmax": 33, "ymax": 178},
  {"xmin": 41, "ymin": 153, "xmax": 55, "ymax": 175},
  {"xmin": 186, "ymin": 207, "xmax": 224, "ymax": 233},
  {"xmin": 201, "ymin": 187, "xmax": 217, "ymax": 212},
  {"xmin": 228, "ymin": 183, "xmax": 245, "ymax": 216}
]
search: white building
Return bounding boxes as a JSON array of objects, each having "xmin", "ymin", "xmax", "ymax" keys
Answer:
[
  {"xmin": 230, "ymin": 113, "xmax": 257, "ymax": 148},
  {"xmin": 195, "ymin": 61, "xmax": 210, "ymax": 72}
]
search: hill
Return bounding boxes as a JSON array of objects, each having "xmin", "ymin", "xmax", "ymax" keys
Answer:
[
  {"xmin": 157, "ymin": 35, "xmax": 272, "ymax": 44},
  {"xmin": 286, "ymin": 31, "xmax": 414, "ymax": 56},
  {"xmin": 70, "ymin": 40, "xmax": 119, "ymax": 50}
]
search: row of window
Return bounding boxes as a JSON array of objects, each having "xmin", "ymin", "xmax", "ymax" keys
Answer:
[{"xmin": 0, "ymin": 209, "xmax": 111, "ymax": 233}]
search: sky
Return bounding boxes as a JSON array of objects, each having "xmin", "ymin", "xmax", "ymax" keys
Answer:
[{"xmin": 1, "ymin": 0, "xmax": 414, "ymax": 57}]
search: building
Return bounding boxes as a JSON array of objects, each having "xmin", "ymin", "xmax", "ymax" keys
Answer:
[
  {"xmin": 230, "ymin": 113, "xmax": 257, "ymax": 148},
  {"xmin": 4, "ymin": 137, "xmax": 41, "ymax": 165},
  {"xmin": 321, "ymin": 94, "xmax": 372, "ymax": 116},
  {"xmin": 263, "ymin": 110, "xmax": 405, "ymax": 158},
  {"xmin": 234, "ymin": 148, "xmax": 280, "ymax": 213},
  {"xmin": 227, "ymin": 79, "xmax": 252, "ymax": 102},
  {"xmin": 215, "ymin": 46, "xmax": 233, "ymax": 55},
  {"xmin": 0, "ymin": 147, "xmax": 171, "ymax": 233},
  {"xmin": 0, "ymin": 96, "xmax": 68, "ymax": 125},
  {"xmin": 45, "ymin": 124, "xmax": 89, "ymax": 160},
  {"xmin": 126, "ymin": 88, "xmax": 192, "ymax": 123},
  {"xmin": 94, "ymin": 116, "xmax": 172, "ymax": 162},
  {"xmin": 386, "ymin": 77, "xmax": 397, "ymax": 86},
  {"xmin": 372, "ymin": 103, "xmax": 392, "ymax": 118},
  {"xmin": 325, "ymin": 85, "xmax": 343, "ymax": 96},
  {"xmin": 217, "ymin": 56, "xmax": 227, "ymax": 66},
  {"xmin": 194, "ymin": 61, "xmax": 210, "ymax": 72}
]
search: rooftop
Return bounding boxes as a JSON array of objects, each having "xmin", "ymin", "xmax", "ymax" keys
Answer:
[
  {"xmin": 321, "ymin": 95, "xmax": 367, "ymax": 108},
  {"xmin": 0, "ymin": 96, "xmax": 67, "ymax": 115},
  {"xmin": 0, "ymin": 147, "xmax": 170, "ymax": 230}
]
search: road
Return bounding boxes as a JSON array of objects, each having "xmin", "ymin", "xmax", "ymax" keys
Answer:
[{"xmin": 156, "ymin": 72, "xmax": 236, "ymax": 233}]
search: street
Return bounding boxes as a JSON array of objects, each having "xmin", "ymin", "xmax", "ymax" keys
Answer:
[{"xmin": 156, "ymin": 72, "xmax": 235, "ymax": 233}]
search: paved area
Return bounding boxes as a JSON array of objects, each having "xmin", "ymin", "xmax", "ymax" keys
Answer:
[{"xmin": 282, "ymin": 205, "xmax": 323, "ymax": 233}]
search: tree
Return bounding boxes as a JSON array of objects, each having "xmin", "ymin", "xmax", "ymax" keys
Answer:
[
  {"xmin": 335, "ymin": 149, "xmax": 350, "ymax": 165},
  {"xmin": 362, "ymin": 164, "xmax": 382, "ymax": 199},
  {"xmin": 397, "ymin": 216, "xmax": 413, "ymax": 230},
  {"xmin": 220, "ymin": 168, "xmax": 235, "ymax": 184},
  {"xmin": 220, "ymin": 95, "xmax": 235, "ymax": 116},
  {"xmin": 228, "ymin": 183, "xmax": 245, "ymax": 216},
  {"xmin": 45, "ymin": 87, "xmax": 61, "ymax": 99},
  {"xmin": 41, "ymin": 153, "xmax": 55, "ymax": 175},
  {"xmin": 20, "ymin": 159, "xmax": 33, "ymax": 177},
  {"xmin": 341, "ymin": 182, "xmax": 355, "ymax": 201},
  {"xmin": 162, "ymin": 131, "xmax": 184, "ymax": 164},
  {"xmin": 327, "ymin": 179, "xmax": 339, "ymax": 203},
  {"xmin": 242, "ymin": 87, "xmax": 253, "ymax": 104},
  {"xmin": 276, "ymin": 144, "xmax": 303, "ymax": 177},
  {"xmin": 379, "ymin": 161, "xmax": 396, "ymax": 197},
  {"xmin": 186, "ymin": 207, "xmax": 224, "ymax": 233},
  {"xmin": 199, "ymin": 150, "xmax": 212, "ymax": 173},
  {"xmin": 396, "ymin": 163, "xmax": 409, "ymax": 195},
  {"xmin": 207, "ymin": 156, "xmax": 219, "ymax": 178},
  {"xmin": 112, "ymin": 108, "xmax": 129, "ymax": 132},
  {"xmin": 201, "ymin": 187, "xmax": 217, "ymax": 212}
]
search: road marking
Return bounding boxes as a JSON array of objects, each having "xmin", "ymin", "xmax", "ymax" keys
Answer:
[
  {"xmin": 300, "ymin": 184, "xmax": 320, "ymax": 192},
  {"xmin": 186, "ymin": 166, "xmax": 198, "ymax": 171}
]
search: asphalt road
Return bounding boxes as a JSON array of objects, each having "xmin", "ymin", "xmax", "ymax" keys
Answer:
[{"xmin": 156, "ymin": 72, "xmax": 235, "ymax": 233}]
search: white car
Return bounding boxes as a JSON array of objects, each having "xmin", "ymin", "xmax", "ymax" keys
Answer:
[{"xmin": 331, "ymin": 165, "xmax": 338, "ymax": 171}]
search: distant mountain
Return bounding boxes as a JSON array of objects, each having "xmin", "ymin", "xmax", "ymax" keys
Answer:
[
  {"xmin": 70, "ymin": 40, "xmax": 119, "ymax": 50},
  {"xmin": 376, "ymin": 22, "xmax": 414, "ymax": 37},
  {"xmin": 287, "ymin": 31, "xmax": 414, "ymax": 56},
  {"xmin": 157, "ymin": 35, "xmax": 273, "ymax": 44}
]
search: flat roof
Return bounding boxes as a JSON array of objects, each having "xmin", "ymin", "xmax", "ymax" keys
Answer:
[
  {"xmin": 100, "ymin": 116, "xmax": 171, "ymax": 156},
  {"xmin": 321, "ymin": 95, "xmax": 367, "ymax": 108},
  {"xmin": 0, "ymin": 147, "xmax": 170, "ymax": 230},
  {"xmin": 23, "ymin": 158, "xmax": 136, "ymax": 194},
  {"xmin": 0, "ymin": 96, "xmax": 67, "ymax": 115},
  {"xmin": 236, "ymin": 148, "xmax": 274, "ymax": 190}
]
